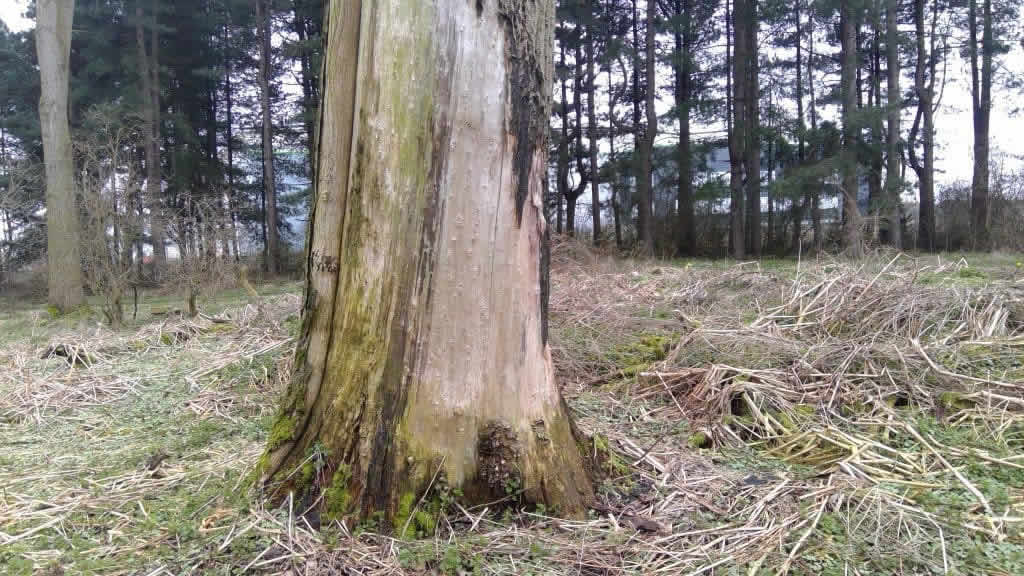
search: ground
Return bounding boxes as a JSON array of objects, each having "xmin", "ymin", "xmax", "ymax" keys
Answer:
[{"xmin": 2, "ymin": 245, "xmax": 1023, "ymax": 575}]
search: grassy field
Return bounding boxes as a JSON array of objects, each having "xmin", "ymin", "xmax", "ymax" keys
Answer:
[{"xmin": 2, "ymin": 246, "xmax": 1023, "ymax": 575}]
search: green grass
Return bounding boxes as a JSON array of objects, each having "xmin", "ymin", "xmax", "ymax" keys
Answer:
[{"xmin": 0, "ymin": 283, "xmax": 301, "ymax": 574}]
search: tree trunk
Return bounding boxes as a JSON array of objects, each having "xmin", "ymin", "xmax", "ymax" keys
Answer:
[
  {"xmin": 791, "ymin": 0, "xmax": 805, "ymax": 255},
  {"xmin": 969, "ymin": 0, "xmax": 992, "ymax": 251},
  {"xmin": 728, "ymin": 0, "xmax": 745, "ymax": 258},
  {"xmin": 36, "ymin": 0, "xmax": 84, "ymax": 312},
  {"xmin": 840, "ymin": 1, "xmax": 863, "ymax": 258},
  {"xmin": 868, "ymin": 5, "xmax": 883, "ymax": 242},
  {"xmin": 135, "ymin": 0, "xmax": 166, "ymax": 279},
  {"xmin": 585, "ymin": 14, "xmax": 600, "ymax": 245},
  {"xmin": 224, "ymin": 15, "xmax": 241, "ymax": 262},
  {"xmin": 259, "ymin": 0, "xmax": 593, "ymax": 529},
  {"xmin": 257, "ymin": 0, "xmax": 280, "ymax": 274},
  {"xmin": 743, "ymin": 0, "xmax": 760, "ymax": 257},
  {"xmin": 884, "ymin": 0, "xmax": 901, "ymax": 249},
  {"xmin": 675, "ymin": 0, "xmax": 695, "ymax": 256},
  {"xmin": 910, "ymin": 0, "xmax": 935, "ymax": 251},
  {"xmin": 607, "ymin": 69, "xmax": 623, "ymax": 250},
  {"xmin": 557, "ymin": 35, "xmax": 569, "ymax": 236}
]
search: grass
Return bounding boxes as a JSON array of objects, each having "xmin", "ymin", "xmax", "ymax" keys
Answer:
[{"xmin": 1, "ymin": 243, "xmax": 1023, "ymax": 574}]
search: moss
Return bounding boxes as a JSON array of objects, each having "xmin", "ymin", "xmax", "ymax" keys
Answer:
[
  {"xmin": 591, "ymin": 434, "xmax": 629, "ymax": 478},
  {"xmin": 393, "ymin": 491, "xmax": 437, "ymax": 540},
  {"xmin": 687, "ymin": 431, "xmax": 711, "ymax": 449},
  {"xmin": 612, "ymin": 334, "xmax": 671, "ymax": 376},
  {"xmin": 957, "ymin": 267, "xmax": 986, "ymax": 279},
  {"xmin": 266, "ymin": 414, "xmax": 295, "ymax": 452},
  {"xmin": 322, "ymin": 465, "xmax": 352, "ymax": 523}
]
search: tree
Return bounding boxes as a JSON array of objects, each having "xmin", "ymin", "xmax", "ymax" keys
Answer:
[
  {"xmin": 968, "ymin": 0, "xmax": 992, "ymax": 250},
  {"xmin": 728, "ymin": 0, "xmax": 746, "ymax": 258},
  {"xmin": 256, "ymin": 0, "xmax": 279, "ymax": 274},
  {"xmin": 884, "ymin": 0, "xmax": 901, "ymax": 249},
  {"xmin": 909, "ymin": 0, "xmax": 937, "ymax": 251},
  {"xmin": 134, "ymin": 0, "xmax": 166, "ymax": 278},
  {"xmin": 585, "ymin": 3, "xmax": 601, "ymax": 245},
  {"xmin": 36, "ymin": 0, "xmax": 84, "ymax": 311},
  {"xmin": 258, "ymin": 0, "xmax": 593, "ymax": 530},
  {"xmin": 840, "ymin": 0, "xmax": 864, "ymax": 258},
  {"xmin": 742, "ymin": 0, "xmax": 760, "ymax": 257}
]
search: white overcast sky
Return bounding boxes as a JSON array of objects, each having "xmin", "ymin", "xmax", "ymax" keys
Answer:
[{"xmin": 3, "ymin": 0, "xmax": 1021, "ymax": 186}]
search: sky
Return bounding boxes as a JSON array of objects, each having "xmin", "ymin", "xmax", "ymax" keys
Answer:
[{"xmin": 2, "ymin": 0, "xmax": 1021, "ymax": 187}]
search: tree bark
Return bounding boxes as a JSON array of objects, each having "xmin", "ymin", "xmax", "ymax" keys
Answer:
[
  {"xmin": 257, "ymin": 0, "xmax": 280, "ymax": 274},
  {"xmin": 259, "ymin": 0, "xmax": 593, "ymax": 530},
  {"xmin": 840, "ymin": 0, "xmax": 864, "ymax": 258},
  {"xmin": 675, "ymin": 0, "xmax": 695, "ymax": 256},
  {"xmin": 884, "ymin": 0, "xmax": 901, "ymax": 249},
  {"xmin": 608, "ymin": 68, "xmax": 622, "ymax": 249},
  {"xmin": 728, "ymin": 0, "xmax": 745, "ymax": 258},
  {"xmin": 969, "ymin": 0, "xmax": 992, "ymax": 251},
  {"xmin": 868, "ymin": 4, "xmax": 883, "ymax": 242},
  {"xmin": 743, "ymin": 0, "xmax": 760, "ymax": 257},
  {"xmin": 632, "ymin": 0, "xmax": 653, "ymax": 254},
  {"xmin": 910, "ymin": 0, "xmax": 935, "ymax": 251},
  {"xmin": 135, "ymin": 0, "xmax": 165, "ymax": 279},
  {"xmin": 36, "ymin": 0, "xmax": 84, "ymax": 311},
  {"xmin": 585, "ymin": 12, "xmax": 600, "ymax": 245},
  {"xmin": 791, "ymin": 0, "xmax": 805, "ymax": 255}
]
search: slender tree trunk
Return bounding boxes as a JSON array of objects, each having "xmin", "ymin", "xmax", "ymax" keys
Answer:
[
  {"xmin": 808, "ymin": 11, "xmax": 822, "ymax": 252},
  {"xmin": 791, "ymin": 0, "xmax": 805, "ymax": 255},
  {"xmin": 743, "ymin": 0, "xmax": 760, "ymax": 257},
  {"xmin": 608, "ymin": 68, "xmax": 622, "ymax": 249},
  {"xmin": 675, "ymin": 0, "xmax": 695, "ymax": 256},
  {"xmin": 257, "ymin": 0, "xmax": 280, "ymax": 274},
  {"xmin": 868, "ymin": 5, "xmax": 883, "ymax": 241},
  {"xmin": 260, "ymin": 0, "xmax": 593, "ymax": 528},
  {"xmin": 841, "ymin": 1, "xmax": 864, "ymax": 258},
  {"xmin": 224, "ymin": 17, "xmax": 241, "ymax": 262},
  {"xmin": 884, "ymin": 0, "xmax": 902, "ymax": 249},
  {"xmin": 557, "ymin": 36, "xmax": 569, "ymax": 236},
  {"xmin": 135, "ymin": 0, "xmax": 165, "ymax": 278},
  {"xmin": 636, "ymin": 0, "xmax": 656, "ymax": 255},
  {"xmin": 910, "ymin": 0, "xmax": 935, "ymax": 251},
  {"xmin": 36, "ymin": 0, "xmax": 84, "ymax": 311},
  {"xmin": 969, "ymin": 0, "xmax": 992, "ymax": 250},
  {"xmin": 728, "ymin": 0, "xmax": 746, "ymax": 258},
  {"xmin": 585, "ymin": 15, "xmax": 601, "ymax": 245}
]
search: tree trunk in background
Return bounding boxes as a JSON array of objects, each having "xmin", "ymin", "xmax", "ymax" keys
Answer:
[
  {"xmin": 675, "ymin": 0, "xmax": 695, "ymax": 256},
  {"xmin": 728, "ymin": 0, "xmax": 745, "ymax": 258},
  {"xmin": 36, "ymin": 0, "xmax": 84, "ymax": 312},
  {"xmin": 808, "ymin": 11, "xmax": 822, "ymax": 252},
  {"xmin": 868, "ymin": 6, "xmax": 883, "ymax": 242},
  {"xmin": 135, "ymin": 0, "xmax": 165, "ymax": 279},
  {"xmin": 910, "ymin": 0, "xmax": 935, "ymax": 251},
  {"xmin": 608, "ymin": 69, "xmax": 623, "ymax": 249},
  {"xmin": 224, "ymin": 14, "xmax": 241, "ymax": 262},
  {"xmin": 292, "ymin": 0, "xmax": 321, "ymax": 180},
  {"xmin": 884, "ymin": 0, "xmax": 902, "ymax": 249},
  {"xmin": 743, "ymin": 0, "xmax": 760, "ymax": 257},
  {"xmin": 259, "ymin": 0, "xmax": 593, "ymax": 528},
  {"xmin": 257, "ymin": 0, "xmax": 280, "ymax": 274},
  {"xmin": 840, "ymin": 1, "xmax": 863, "ymax": 258},
  {"xmin": 557, "ymin": 36, "xmax": 569, "ymax": 236},
  {"xmin": 636, "ymin": 0, "xmax": 656, "ymax": 255},
  {"xmin": 791, "ymin": 0, "xmax": 805, "ymax": 255},
  {"xmin": 585, "ymin": 14, "xmax": 600, "ymax": 245},
  {"xmin": 969, "ymin": 0, "xmax": 992, "ymax": 251}
]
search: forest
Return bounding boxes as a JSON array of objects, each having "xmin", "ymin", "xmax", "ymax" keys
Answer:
[{"xmin": 1, "ymin": 0, "xmax": 1024, "ymax": 575}]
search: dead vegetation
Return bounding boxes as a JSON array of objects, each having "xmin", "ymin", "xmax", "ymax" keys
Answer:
[{"xmin": 2, "ymin": 242, "xmax": 1024, "ymax": 575}]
